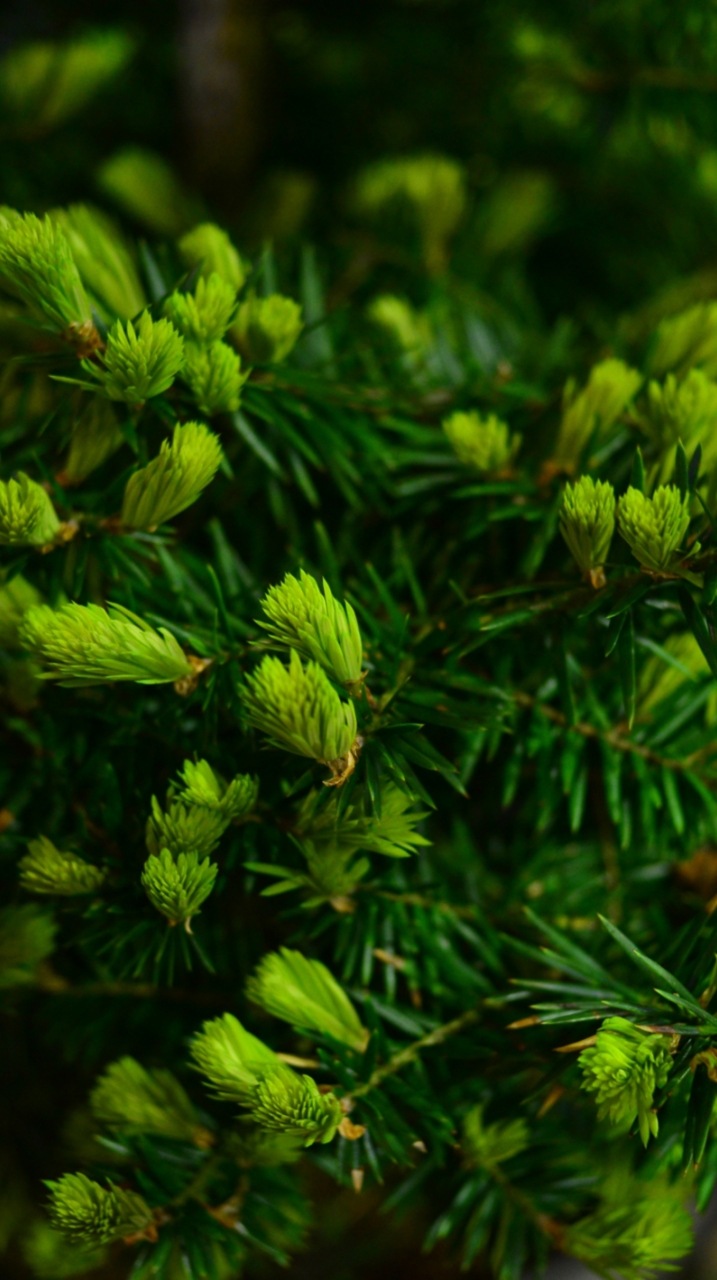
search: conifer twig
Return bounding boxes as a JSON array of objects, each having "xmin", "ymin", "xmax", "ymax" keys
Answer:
[{"xmin": 349, "ymin": 1007, "xmax": 480, "ymax": 1099}]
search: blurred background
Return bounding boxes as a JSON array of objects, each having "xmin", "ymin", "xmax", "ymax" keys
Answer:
[{"xmin": 5, "ymin": 0, "xmax": 717, "ymax": 1275}]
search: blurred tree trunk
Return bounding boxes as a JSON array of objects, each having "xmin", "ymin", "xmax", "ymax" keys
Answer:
[{"xmin": 180, "ymin": 0, "xmax": 267, "ymax": 217}]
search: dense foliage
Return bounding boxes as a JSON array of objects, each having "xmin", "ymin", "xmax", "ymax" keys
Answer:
[{"xmin": 7, "ymin": 4, "xmax": 717, "ymax": 1279}]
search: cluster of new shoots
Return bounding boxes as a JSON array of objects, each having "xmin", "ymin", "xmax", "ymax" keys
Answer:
[
  {"xmin": 0, "ymin": 211, "xmax": 96, "ymax": 350},
  {"xmin": 366, "ymin": 294, "xmax": 432, "ymax": 360},
  {"xmin": 564, "ymin": 1176, "xmax": 692, "ymax": 1280},
  {"xmin": 232, "ymin": 293, "xmax": 303, "ymax": 364},
  {"xmin": 560, "ymin": 476, "xmax": 616, "ymax": 587},
  {"xmin": 579, "ymin": 1016, "xmax": 673, "ymax": 1145},
  {"xmin": 164, "ymin": 272, "xmax": 237, "ymax": 345},
  {"xmin": 190, "ymin": 1012, "xmax": 343, "ymax": 1148},
  {"xmin": 259, "ymin": 570, "xmax": 364, "ymax": 687},
  {"xmin": 77, "ymin": 311, "xmax": 184, "ymax": 406},
  {"xmin": 443, "ymin": 410, "xmax": 520, "ymax": 476},
  {"xmin": 121, "ymin": 421, "xmax": 223, "ymax": 531},
  {"xmin": 616, "ymin": 485, "xmax": 693, "ymax": 575},
  {"xmin": 462, "ymin": 1104, "xmax": 529, "ymax": 1169},
  {"xmin": 146, "ymin": 796, "xmax": 227, "ymax": 860},
  {"xmin": 354, "ymin": 153, "xmax": 466, "ymax": 272},
  {"xmin": 19, "ymin": 601, "xmax": 195, "ymax": 686},
  {"xmin": 297, "ymin": 782, "xmax": 430, "ymax": 860},
  {"xmin": 241, "ymin": 649, "xmax": 359, "ymax": 784},
  {"xmin": 90, "ymin": 1056, "xmax": 213, "ymax": 1146},
  {"xmin": 141, "ymin": 848, "xmax": 217, "ymax": 927},
  {"xmin": 247, "ymin": 947, "xmax": 369, "ymax": 1051},
  {"xmin": 176, "ymin": 758, "xmax": 258, "ymax": 820},
  {"xmin": 635, "ymin": 370, "xmax": 717, "ymax": 485},
  {"xmin": 46, "ymin": 1173, "xmax": 153, "ymax": 1246},
  {"xmin": 182, "ymin": 339, "xmax": 247, "ymax": 416},
  {"xmin": 0, "ymin": 474, "xmax": 60, "ymax": 547},
  {"xmin": 178, "ymin": 223, "xmax": 246, "ymax": 291},
  {"xmin": 19, "ymin": 836, "xmax": 106, "ymax": 895},
  {"xmin": 51, "ymin": 203, "xmax": 146, "ymax": 320},
  {"xmin": 554, "ymin": 359, "xmax": 641, "ymax": 470},
  {"xmin": 650, "ymin": 301, "xmax": 717, "ymax": 380}
]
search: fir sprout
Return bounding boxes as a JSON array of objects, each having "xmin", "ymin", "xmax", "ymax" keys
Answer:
[
  {"xmin": 250, "ymin": 1065, "xmax": 342, "ymax": 1146},
  {"xmin": 176, "ymin": 759, "xmax": 258, "ymax": 819},
  {"xmin": 61, "ymin": 398, "xmax": 126, "ymax": 486},
  {"xmin": 0, "ymin": 474, "xmax": 61, "ymax": 547},
  {"xmin": 246, "ymin": 947, "xmax": 369, "ymax": 1051},
  {"xmin": 564, "ymin": 1177, "xmax": 692, "ymax": 1280},
  {"xmin": 21, "ymin": 1219, "xmax": 107, "ymax": 1279},
  {"xmin": 636, "ymin": 369, "xmax": 717, "ymax": 467},
  {"xmin": 77, "ymin": 311, "xmax": 185, "ymax": 406},
  {"xmin": 182, "ymin": 339, "xmax": 247, "ymax": 416},
  {"xmin": 178, "ymin": 222, "xmax": 246, "ymax": 291},
  {"xmin": 354, "ymin": 153, "xmax": 466, "ymax": 272},
  {"xmin": 0, "ymin": 30, "xmax": 134, "ymax": 133},
  {"xmin": 296, "ymin": 782, "xmax": 430, "ymax": 859},
  {"xmin": 579, "ymin": 1016, "xmax": 673, "ymax": 1145},
  {"xmin": 560, "ymin": 476, "xmax": 616, "ymax": 586},
  {"xmin": 45, "ymin": 1173, "xmax": 153, "ymax": 1245},
  {"xmin": 51, "ymin": 203, "xmax": 146, "ymax": 320},
  {"xmin": 649, "ymin": 301, "xmax": 717, "ymax": 379},
  {"xmin": 96, "ymin": 147, "xmax": 196, "ymax": 238},
  {"xmin": 553, "ymin": 359, "xmax": 642, "ymax": 470},
  {"xmin": 366, "ymin": 294, "xmax": 432, "ymax": 360},
  {"xmin": 19, "ymin": 601, "xmax": 195, "ymax": 686},
  {"xmin": 189, "ymin": 1012, "xmax": 281, "ymax": 1102},
  {"xmin": 616, "ymin": 485, "xmax": 692, "ymax": 575},
  {"xmin": 120, "ymin": 421, "xmax": 223, "ymax": 531},
  {"xmin": 232, "ymin": 293, "xmax": 304, "ymax": 364},
  {"xmin": 0, "ymin": 212, "xmax": 95, "ymax": 348},
  {"xmin": 141, "ymin": 848, "xmax": 218, "ymax": 926},
  {"xmin": 462, "ymin": 1104, "xmax": 529, "ymax": 1168},
  {"xmin": 164, "ymin": 272, "xmax": 237, "ymax": 345},
  {"xmin": 146, "ymin": 796, "xmax": 229, "ymax": 859},
  {"xmin": 259, "ymin": 569, "xmax": 364, "ymax": 686},
  {"xmin": 240, "ymin": 650, "xmax": 359, "ymax": 782},
  {"xmin": 18, "ymin": 837, "xmax": 106, "ymax": 896},
  {"xmin": 0, "ymin": 904, "xmax": 56, "ymax": 988},
  {"xmin": 0, "ymin": 575, "xmax": 42, "ymax": 648},
  {"xmin": 443, "ymin": 410, "xmax": 520, "ymax": 475},
  {"xmin": 90, "ymin": 1056, "xmax": 212, "ymax": 1146}
]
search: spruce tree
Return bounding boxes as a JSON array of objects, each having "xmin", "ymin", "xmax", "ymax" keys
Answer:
[{"xmin": 5, "ymin": 6, "xmax": 717, "ymax": 1280}]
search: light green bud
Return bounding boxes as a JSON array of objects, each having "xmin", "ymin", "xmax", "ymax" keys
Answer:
[
  {"xmin": 462, "ymin": 1104, "xmax": 529, "ymax": 1168},
  {"xmin": 564, "ymin": 1175, "xmax": 692, "ymax": 1280},
  {"xmin": 0, "ymin": 575, "xmax": 42, "ymax": 648},
  {"xmin": 560, "ymin": 476, "xmax": 616, "ymax": 585},
  {"xmin": 90, "ymin": 1056, "xmax": 212, "ymax": 1146},
  {"xmin": 62, "ymin": 398, "xmax": 126, "ymax": 486},
  {"xmin": 0, "ymin": 903, "xmax": 56, "ymax": 989},
  {"xmin": 443, "ymin": 410, "xmax": 520, "ymax": 475},
  {"xmin": 19, "ymin": 836, "xmax": 106, "ymax": 896},
  {"xmin": 121, "ymin": 421, "xmax": 223, "ymax": 531},
  {"xmin": 178, "ymin": 223, "xmax": 246, "ymax": 291},
  {"xmin": 554, "ymin": 359, "xmax": 642, "ymax": 470},
  {"xmin": 189, "ymin": 1012, "xmax": 281, "ymax": 1103},
  {"xmin": 164, "ymin": 272, "xmax": 237, "ymax": 345},
  {"xmin": 354, "ymin": 153, "xmax": 466, "ymax": 272},
  {"xmin": 21, "ymin": 1219, "xmax": 107, "ymax": 1279},
  {"xmin": 259, "ymin": 569, "xmax": 364, "ymax": 686},
  {"xmin": 579, "ymin": 1016, "xmax": 672, "ymax": 1145},
  {"xmin": 79, "ymin": 311, "xmax": 185, "ymax": 406},
  {"xmin": 250, "ymin": 1065, "xmax": 342, "ymax": 1146},
  {"xmin": 176, "ymin": 759, "xmax": 258, "ymax": 820},
  {"xmin": 51, "ymin": 203, "xmax": 146, "ymax": 320},
  {"xmin": 0, "ymin": 212, "xmax": 93, "ymax": 341},
  {"xmin": 141, "ymin": 848, "xmax": 218, "ymax": 926},
  {"xmin": 145, "ymin": 795, "xmax": 228, "ymax": 860},
  {"xmin": 649, "ymin": 302, "xmax": 717, "ymax": 379},
  {"xmin": 0, "ymin": 473, "xmax": 60, "ymax": 548},
  {"xmin": 366, "ymin": 293, "xmax": 432, "ymax": 357},
  {"xmin": 246, "ymin": 946, "xmax": 368, "ymax": 1051},
  {"xmin": 19, "ymin": 601, "xmax": 195, "ymax": 687},
  {"xmin": 45, "ymin": 1173, "xmax": 153, "ymax": 1245},
  {"xmin": 183, "ymin": 340, "xmax": 248, "ymax": 416},
  {"xmin": 240, "ymin": 650, "xmax": 359, "ymax": 780},
  {"xmin": 231, "ymin": 293, "xmax": 303, "ymax": 364},
  {"xmin": 616, "ymin": 484, "xmax": 692, "ymax": 574}
]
